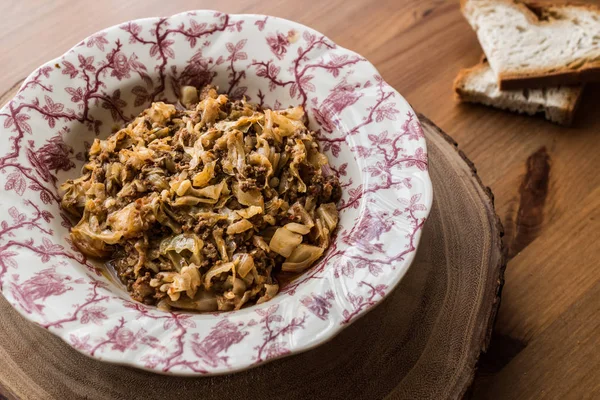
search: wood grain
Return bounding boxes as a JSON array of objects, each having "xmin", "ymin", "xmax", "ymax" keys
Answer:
[
  {"xmin": 480, "ymin": 281, "xmax": 600, "ymax": 400},
  {"xmin": 0, "ymin": 94, "xmax": 505, "ymax": 399},
  {"xmin": 1, "ymin": 0, "xmax": 599, "ymax": 398}
]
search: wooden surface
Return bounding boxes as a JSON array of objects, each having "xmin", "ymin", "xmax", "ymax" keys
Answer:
[
  {"xmin": 0, "ymin": 85, "xmax": 504, "ymax": 398},
  {"xmin": 1, "ymin": 0, "xmax": 599, "ymax": 399}
]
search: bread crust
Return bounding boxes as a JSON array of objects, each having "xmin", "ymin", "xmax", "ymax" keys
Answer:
[
  {"xmin": 453, "ymin": 59, "xmax": 586, "ymax": 125},
  {"xmin": 461, "ymin": 0, "xmax": 600, "ymax": 89},
  {"xmin": 456, "ymin": 87, "xmax": 575, "ymax": 125},
  {"xmin": 453, "ymin": 62, "xmax": 488, "ymax": 99},
  {"xmin": 499, "ymin": 65, "xmax": 600, "ymax": 90}
]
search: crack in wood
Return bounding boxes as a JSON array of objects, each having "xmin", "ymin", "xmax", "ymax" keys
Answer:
[{"xmin": 507, "ymin": 146, "xmax": 551, "ymax": 259}]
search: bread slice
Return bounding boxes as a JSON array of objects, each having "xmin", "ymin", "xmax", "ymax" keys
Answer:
[
  {"xmin": 454, "ymin": 60, "xmax": 584, "ymax": 125},
  {"xmin": 461, "ymin": 0, "xmax": 600, "ymax": 90}
]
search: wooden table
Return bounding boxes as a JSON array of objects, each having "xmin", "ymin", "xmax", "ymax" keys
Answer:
[{"xmin": 1, "ymin": 1, "xmax": 599, "ymax": 399}]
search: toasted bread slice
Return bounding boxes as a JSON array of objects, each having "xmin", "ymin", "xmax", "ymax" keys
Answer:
[
  {"xmin": 461, "ymin": 0, "xmax": 600, "ymax": 90},
  {"xmin": 454, "ymin": 60, "xmax": 584, "ymax": 125}
]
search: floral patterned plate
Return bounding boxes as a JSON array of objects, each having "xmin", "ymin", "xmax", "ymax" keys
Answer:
[{"xmin": 0, "ymin": 10, "xmax": 432, "ymax": 375}]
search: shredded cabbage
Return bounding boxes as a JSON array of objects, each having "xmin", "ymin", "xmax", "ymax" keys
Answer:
[
  {"xmin": 269, "ymin": 226, "xmax": 303, "ymax": 257},
  {"xmin": 159, "ymin": 233, "xmax": 204, "ymax": 267},
  {"xmin": 60, "ymin": 85, "xmax": 341, "ymax": 312},
  {"xmin": 282, "ymin": 244, "xmax": 324, "ymax": 272},
  {"xmin": 226, "ymin": 219, "xmax": 253, "ymax": 235},
  {"xmin": 191, "ymin": 160, "xmax": 216, "ymax": 187}
]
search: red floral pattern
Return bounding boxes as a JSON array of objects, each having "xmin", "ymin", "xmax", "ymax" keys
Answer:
[
  {"xmin": 301, "ymin": 290, "xmax": 335, "ymax": 320},
  {"xmin": 0, "ymin": 11, "xmax": 431, "ymax": 375},
  {"xmin": 266, "ymin": 31, "xmax": 291, "ymax": 59}
]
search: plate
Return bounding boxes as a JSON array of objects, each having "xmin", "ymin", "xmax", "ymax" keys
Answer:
[{"xmin": 0, "ymin": 10, "xmax": 432, "ymax": 375}]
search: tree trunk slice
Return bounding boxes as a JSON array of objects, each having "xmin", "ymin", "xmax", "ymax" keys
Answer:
[{"xmin": 0, "ymin": 83, "xmax": 505, "ymax": 400}]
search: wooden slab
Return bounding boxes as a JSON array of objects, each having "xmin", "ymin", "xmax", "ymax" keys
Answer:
[{"xmin": 0, "ymin": 78, "xmax": 505, "ymax": 400}]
